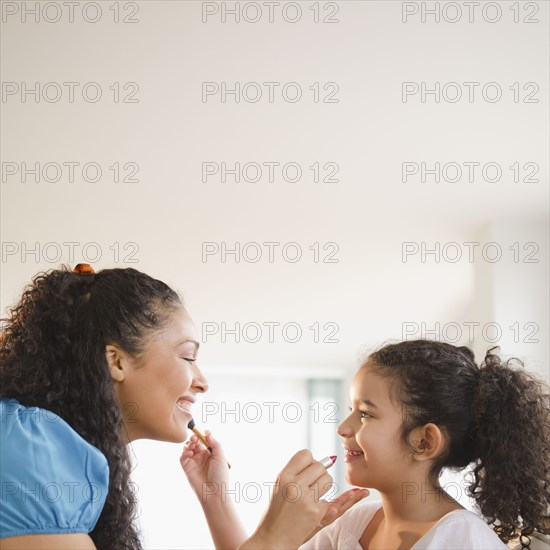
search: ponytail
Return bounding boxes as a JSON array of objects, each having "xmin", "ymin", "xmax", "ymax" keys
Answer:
[
  {"xmin": 1, "ymin": 268, "xmax": 96, "ymax": 404},
  {"xmin": 470, "ymin": 348, "xmax": 550, "ymax": 547}
]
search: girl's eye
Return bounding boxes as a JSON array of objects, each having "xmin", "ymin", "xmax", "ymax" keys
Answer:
[
  {"xmin": 349, "ymin": 406, "xmax": 373, "ymax": 420},
  {"xmin": 179, "ymin": 357, "xmax": 196, "ymax": 363}
]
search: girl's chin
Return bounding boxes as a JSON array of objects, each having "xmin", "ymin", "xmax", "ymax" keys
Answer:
[{"xmin": 345, "ymin": 466, "xmax": 369, "ymax": 488}]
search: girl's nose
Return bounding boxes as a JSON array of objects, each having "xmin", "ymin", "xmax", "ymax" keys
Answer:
[{"xmin": 337, "ymin": 417, "xmax": 353, "ymax": 438}]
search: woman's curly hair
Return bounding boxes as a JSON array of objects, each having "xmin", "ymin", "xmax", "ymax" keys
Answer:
[
  {"xmin": 367, "ymin": 340, "xmax": 550, "ymax": 549},
  {"xmin": 0, "ymin": 266, "xmax": 182, "ymax": 549}
]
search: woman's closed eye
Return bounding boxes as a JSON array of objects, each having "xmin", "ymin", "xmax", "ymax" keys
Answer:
[{"xmin": 179, "ymin": 357, "xmax": 196, "ymax": 363}]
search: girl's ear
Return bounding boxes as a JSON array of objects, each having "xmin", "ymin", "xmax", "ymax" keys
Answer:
[{"xmin": 409, "ymin": 423, "xmax": 447, "ymax": 461}]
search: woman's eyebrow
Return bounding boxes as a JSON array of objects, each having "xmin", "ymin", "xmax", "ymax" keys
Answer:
[
  {"xmin": 361, "ymin": 399, "xmax": 379, "ymax": 409},
  {"xmin": 177, "ymin": 339, "xmax": 200, "ymax": 349}
]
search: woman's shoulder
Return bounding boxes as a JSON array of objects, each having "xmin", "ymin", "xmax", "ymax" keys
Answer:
[
  {"xmin": 414, "ymin": 508, "xmax": 508, "ymax": 549},
  {"xmin": 0, "ymin": 398, "xmax": 110, "ymax": 539}
]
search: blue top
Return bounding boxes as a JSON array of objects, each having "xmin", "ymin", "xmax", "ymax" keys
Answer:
[{"xmin": 0, "ymin": 398, "xmax": 109, "ymax": 539}]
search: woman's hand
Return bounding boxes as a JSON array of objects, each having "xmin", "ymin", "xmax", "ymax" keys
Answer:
[
  {"xmin": 303, "ymin": 487, "xmax": 370, "ymax": 543},
  {"xmin": 179, "ymin": 431, "xmax": 230, "ymax": 504},
  {"xmin": 239, "ymin": 449, "xmax": 341, "ymax": 550}
]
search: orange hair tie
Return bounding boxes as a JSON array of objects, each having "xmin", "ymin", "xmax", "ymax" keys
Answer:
[{"xmin": 73, "ymin": 263, "xmax": 95, "ymax": 275}]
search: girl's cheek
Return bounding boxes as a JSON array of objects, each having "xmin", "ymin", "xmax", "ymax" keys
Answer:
[{"xmin": 356, "ymin": 427, "xmax": 368, "ymax": 450}]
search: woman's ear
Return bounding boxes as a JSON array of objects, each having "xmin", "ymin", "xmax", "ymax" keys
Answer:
[
  {"xmin": 409, "ymin": 423, "xmax": 447, "ymax": 461},
  {"xmin": 105, "ymin": 344, "xmax": 129, "ymax": 383}
]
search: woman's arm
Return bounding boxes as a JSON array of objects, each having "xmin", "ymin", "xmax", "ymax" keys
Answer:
[
  {"xmin": 181, "ymin": 432, "xmax": 368, "ymax": 550},
  {"xmin": 0, "ymin": 534, "xmax": 96, "ymax": 549}
]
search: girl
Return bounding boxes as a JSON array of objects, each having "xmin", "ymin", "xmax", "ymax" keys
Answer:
[
  {"xmin": 0, "ymin": 265, "xmax": 366, "ymax": 550},
  {"xmin": 300, "ymin": 340, "xmax": 550, "ymax": 549}
]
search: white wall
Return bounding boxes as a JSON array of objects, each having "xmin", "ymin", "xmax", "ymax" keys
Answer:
[{"xmin": 1, "ymin": 1, "xmax": 548, "ymax": 548}]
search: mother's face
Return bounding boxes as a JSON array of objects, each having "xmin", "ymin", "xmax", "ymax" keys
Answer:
[{"xmin": 107, "ymin": 306, "xmax": 208, "ymax": 443}]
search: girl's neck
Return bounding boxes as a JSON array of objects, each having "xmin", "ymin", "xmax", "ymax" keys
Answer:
[{"xmin": 378, "ymin": 483, "xmax": 464, "ymax": 526}]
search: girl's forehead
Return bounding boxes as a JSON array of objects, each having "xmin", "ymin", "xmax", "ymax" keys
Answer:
[{"xmin": 350, "ymin": 365, "xmax": 395, "ymax": 408}]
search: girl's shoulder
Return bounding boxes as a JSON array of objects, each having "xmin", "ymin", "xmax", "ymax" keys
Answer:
[
  {"xmin": 0, "ymin": 398, "xmax": 110, "ymax": 539},
  {"xmin": 414, "ymin": 508, "xmax": 508, "ymax": 549}
]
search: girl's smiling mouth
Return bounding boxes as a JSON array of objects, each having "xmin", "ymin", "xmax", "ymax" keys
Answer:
[{"xmin": 344, "ymin": 446, "xmax": 365, "ymax": 462}]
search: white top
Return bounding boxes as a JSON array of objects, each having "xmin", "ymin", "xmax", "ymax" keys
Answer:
[{"xmin": 299, "ymin": 500, "xmax": 508, "ymax": 550}]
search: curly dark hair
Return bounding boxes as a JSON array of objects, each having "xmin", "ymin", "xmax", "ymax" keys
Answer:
[
  {"xmin": 0, "ymin": 266, "xmax": 182, "ymax": 549},
  {"xmin": 367, "ymin": 339, "xmax": 550, "ymax": 549}
]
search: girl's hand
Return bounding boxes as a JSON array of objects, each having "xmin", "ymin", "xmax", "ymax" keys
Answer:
[
  {"xmin": 179, "ymin": 431, "xmax": 230, "ymax": 503},
  {"xmin": 303, "ymin": 487, "xmax": 370, "ymax": 543}
]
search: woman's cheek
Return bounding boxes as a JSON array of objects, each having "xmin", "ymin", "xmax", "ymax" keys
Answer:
[{"xmin": 185, "ymin": 363, "xmax": 195, "ymax": 385}]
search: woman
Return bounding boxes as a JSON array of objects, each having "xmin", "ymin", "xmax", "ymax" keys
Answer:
[{"xmin": 0, "ymin": 265, "xmax": 367, "ymax": 549}]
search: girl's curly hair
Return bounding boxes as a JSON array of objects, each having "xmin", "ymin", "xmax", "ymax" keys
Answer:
[
  {"xmin": 367, "ymin": 339, "xmax": 550, "ymax": 549},
  {"xmin": 0, "ymin": 266, "xmax": 182, "ymax": 549}
]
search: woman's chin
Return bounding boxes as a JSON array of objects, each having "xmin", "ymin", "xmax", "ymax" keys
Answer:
[
  {"xmin": 170, "ymin": 424, "xmax": 189, "ymax": 443},
  {"xmin": 153, "ymin": 416, "xmax": 188, "ymax": 443},
  {"xmin": 168, "ymin": 408, "xmax": 192, "ymax": 442}
]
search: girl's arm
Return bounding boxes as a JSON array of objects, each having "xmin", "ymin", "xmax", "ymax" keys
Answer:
[
  {"xmin": 198, "ymin": 490, "xmax": 248, "ymax": 549},
  {"xmin": 181, "ymin": 432, "xmax": 247, "ymax": 549}
]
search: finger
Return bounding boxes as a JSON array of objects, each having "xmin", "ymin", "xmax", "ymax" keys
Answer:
[
  {"xmin": 320, "ymin": 506, "xmax": 339, "ymax": 526},
  {"xmin": 338, "ymin": 489, "xmax": 369, "ymax": 510},
  {"xmin": 305, "ymin": 475, "xmax": 334, "ymax": 503},
  {"xmin": 332, "ymin": 495, "xmax": 368, "ymax": 522},
  {"xmin": 190, "ymin": 434, "xmax": 201, "ymax": 446},
  {"xmin": 299, "ymin": 462, "xmax": 333, "ymax": 488},
  {"xmin": 281, "ymin": 449, "xmax": 315, "ymax": 477},
  {"xmin": 325, "ymin": 489, "xmax": 369, "ymax": 524},
  {"xmin": 311, "ymin": 473, "xmax": 334, "ymax": 498},
  {"xmin": 331, "ymin": 488, "xmax": 369, "ymax": 505},
  {"xmin": 183, "ymin": 441, "xmax": 196, "ymax": 453},
  {"xmin": 204, "ymin": 431, "xmax": 229, "ymax": 464},
  {"xmin": 351, "ymin": 488, "xmax": 370, "ymax": 499},
  {"xmin": 180, "ymin": 450, "xmax": 195, "ymax": 460}
]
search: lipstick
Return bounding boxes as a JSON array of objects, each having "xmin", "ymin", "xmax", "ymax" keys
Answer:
[
  {"xmin": 188, "ymin": 418, "xmax": 231, "ymax": 469},
  {"xmin": 319, "ymin": 455, "xmax": 337, "ymax": 469}
]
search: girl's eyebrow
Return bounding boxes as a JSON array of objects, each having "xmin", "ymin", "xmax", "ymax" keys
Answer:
[{"xmin": 361, "ymin": 399, "xmax": 379, "ymax": 409}]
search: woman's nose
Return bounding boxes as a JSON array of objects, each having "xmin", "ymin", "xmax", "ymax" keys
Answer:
[{"xmin": 191, "ymin": 362, "xmax": 209, "ymax": 393}]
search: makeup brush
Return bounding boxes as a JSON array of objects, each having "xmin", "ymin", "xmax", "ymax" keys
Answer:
[{"xmin": 188, "ymin": 418, "xmax": 231, "ymax": 469}]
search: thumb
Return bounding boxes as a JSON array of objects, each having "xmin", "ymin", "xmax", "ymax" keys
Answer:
[{"xmin": 323, "ymin": 507, "xmax": 338, "ymax": 523}]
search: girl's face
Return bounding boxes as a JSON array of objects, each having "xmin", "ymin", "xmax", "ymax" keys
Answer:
[
  {"xmin": 110, "ymin": 306, "xmax": 208, "ymax": 443},
  {"xmin": 337, "ymin": 364, "xmax": 413, "ymax": 492}
]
